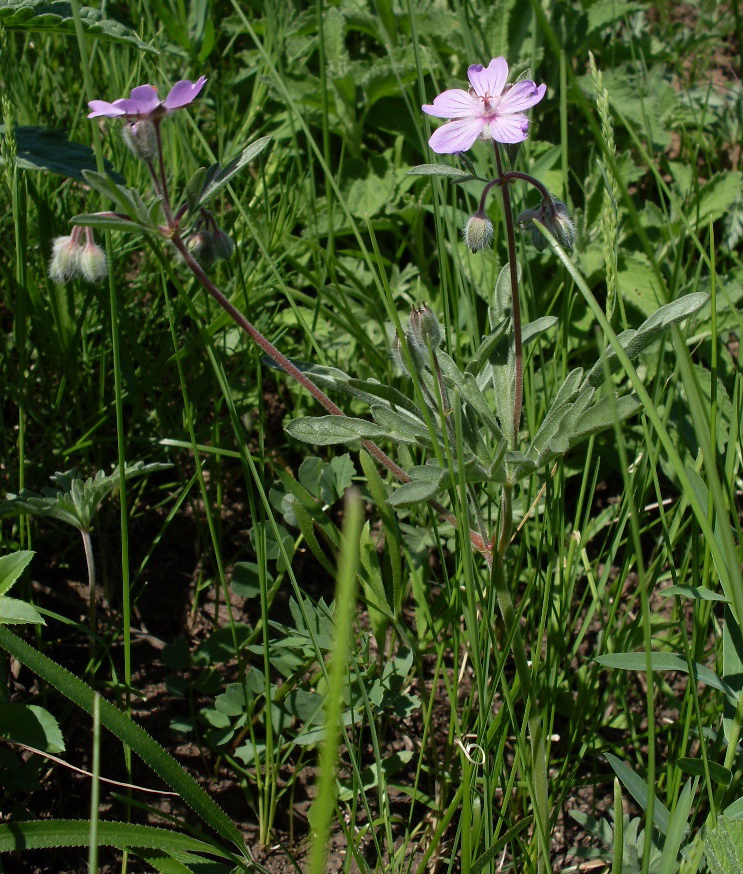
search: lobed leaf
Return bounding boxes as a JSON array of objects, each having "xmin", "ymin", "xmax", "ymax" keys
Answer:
[{"xmin": 0, "ymin": 1, "xmax": 154, "ymax": 51}]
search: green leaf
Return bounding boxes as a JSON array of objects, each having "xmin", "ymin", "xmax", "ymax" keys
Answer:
[
  {"xmin": 0, "ymin": 627, "xmax": 246, "ymax": 854},
  {"xmin": 585, "ymin": 292, "xmax": 709, "ymax": 388},
  {"xmin": 406, "ymin": 163, "xmax": 475, "ymax": 180},
  {"xmin": 0, "ymin": 125, "xmax": 124, "ymax": 182},
  {"xmin": 617, "ymin": 253, "xmax": 666, "ymax": 318},
  {"xmin": 79, "ymin": 171, "xmax": 156, "ymax": 230},
  {"xmin": 285, "ymin": 415, "xmax": 386, "ymax": 446},
  {"xmin": 694, "ymin": 172, "xmax": 743, "ymax": 227},
  {"xmin": 704, "ymin": 816, "xmax": 743, "ymax": 874},
  {"xmin": 0, "ymin": 819, "xmax": 229, "ymax": 857},
  {"xmin": 0, "ymin": 704, "xmax": 64, "ymax": 753},
  {"xmin": 660, "ymin": 584, "xmax": 728, "ymax": 602},
  {"xmin": 69, "ymin": 213, "xmax": 142, "ymax": 233},
  {"xmin": 595, "ymin": 651, "xmax": 735, "ymax": 700},
  {"xmin": 0, "ymin": 596, "xmax": 45, "ymax": 625},
  {"xmin": 0, "ymin": 1, "xmax": 155, "ymax": 52},
  {"xmin": 370, "ymin": 405, "xmax": 433, "ymax": 444},
  {"xmin": 0, "ymin": 463, "xmax": 171, "ymax": 531},
  {"xmin": 658, "ymin": 778, "xmax": 694, "ymax": 874},
  {"xmin": 723, "ymin": 606, "xmax": 743, "ymax": 744},
  {"xmin": 605, "ymin": 752, "xmax": 671, "ymax": 835},
  {"xmin": 676, "ymin": 757, "xmax": 730, "ymax": 785},
  {"xmin": 387, "ymin": 466, "xmax": 447, "ymax": 508},
  {"xmin": 197, "ymin": 137, "xmax": 272, "ymax": 208},
  {"xmin": 0, "ymin": 551, "xmax": 34, "ymax": 596},
  {"xmin": 522, "ymin": 316, "xmax": 558, "ymax": 345}
]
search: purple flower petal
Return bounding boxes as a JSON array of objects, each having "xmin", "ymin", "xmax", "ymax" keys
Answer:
[
  {"xmin": 164, "ymin": 76, "xmax": 207, "ymax": 110},
  {"xmin": 114, "ymin": 85, "xmax": 161, "ymax": 116},
  {"xmin": 498, "ymin": 81, "xmax": 547, "ymax": 113},
  {"xmin": 428, "ymin": 117, "xmax": 484, "ymax": 154},
  {"xmin": 87, "ymin": 100, "xmax": 126, "ymax": 118},
  {"xmin": 422, "ymin": 88, "xmax": 479, "ymax": 119},
  {"xmin": 487, "ymin": 113, "xmax": 530, "ymax": 144},
  {"xmin": 467, "ymin": 58, "xmax": 509, "ymax": 98}
]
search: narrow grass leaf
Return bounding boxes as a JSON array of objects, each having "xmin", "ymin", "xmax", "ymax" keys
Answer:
[
  {"xmin": 658, "ymin": 778, "xmax": 694, "ymax": 874},
  {"xmin": 596, "ymin": 652, "xmax": 735, "ymax": 700},
  {"xmin": 307, "ymin": 491, "xmax": 362, "ymax": 874},
  {"xmin": 0, "ymin": 820, "xmax": 228, "ymax": 856},
  {"xmin": 0, "ymin": 627, "xmax": 246, "ymax": 854},
  {"xmin": 605, "ymin": 753, "xmax": 670, "ymax": 835}
]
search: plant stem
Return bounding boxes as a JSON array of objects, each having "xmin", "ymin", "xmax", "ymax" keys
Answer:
[
  {"xmin": 169, "ymin": 232, "xmax": 491, "ymax": 558},
  {"xmin": 81, "ymin": 529, "xmax": 96, "ymax": 655},
  {"xmin": 154, "ymin": 121, "xmax": 174, "ymax": 227},
  {"xmin": 493, "ymin": 143, "xmax": 523, "ymax": 443}
]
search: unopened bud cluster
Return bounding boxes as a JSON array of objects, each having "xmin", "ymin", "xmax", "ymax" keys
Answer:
[
  {"xmin": 49, "ymin": 226, "xmax": 107, "ymax": 283},
  {"xmin": 516, "ymin": 198, "xmax": 576, "ymax": 252},
  {"xmin": 184, "ymin": 212, "xmax": 235, "ymax": 268}
]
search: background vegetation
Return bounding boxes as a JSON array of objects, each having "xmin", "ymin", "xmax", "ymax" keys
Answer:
[{"xmin": 1, "ymin": 0, "xmax": 743, "ymax": 871}]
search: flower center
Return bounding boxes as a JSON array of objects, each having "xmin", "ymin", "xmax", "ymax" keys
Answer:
[{"xmin": 469, "ymin": 87, "xmax": 497, "ymax": 115}]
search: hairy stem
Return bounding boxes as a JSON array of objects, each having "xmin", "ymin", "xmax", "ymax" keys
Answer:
[
  {"xmin": 493, "ymin": 144, "xmax": 523, "ymax": 443},
  {"xmin": 169, "ymin": 232, "xmax": 491, "ymax": 558},
  {"xmin": 81, "ymin": 528, "xmax": 96, "ymax": 654}
]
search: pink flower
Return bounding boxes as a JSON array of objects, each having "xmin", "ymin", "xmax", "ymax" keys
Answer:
[
  {"xmin": 422, "ymin": 58, "xmax": 546, "ymax": 154},
  {"xmin": 88, "ymin": 76, "xmax": 207, "ymax": 120}
]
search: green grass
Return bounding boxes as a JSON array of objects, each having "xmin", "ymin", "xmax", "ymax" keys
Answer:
[{"xmin": 1, "ymin": 0, "xmax": 743, "ymax": 872}]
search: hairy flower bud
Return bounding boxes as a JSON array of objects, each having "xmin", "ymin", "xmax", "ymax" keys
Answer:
[
  {"xmin": 517, "ymin": 199, "xmax": 576, "ymax": 252},
  {"xmin": 390, "ymin": 334, "xmax": 411, "ymax": 377},
  {"xmin": 211, "ymin": 229, "xmax": 235, "ymax": 261},
  {"xmin": 463, "ymin": 211, "xmax": 494, "ymax": 253},
  {"xmin": 186, "ymin": 231, "xmax": 216, "ymax": 267},
  {"xmin": 121, "ymin": 120, "xmax": 158, "ymax": 160},
  {"xmin": 408, "ymin": 304, "xmax": 443, "ymax": 351},
  {"xmin": 79, "ymin": 239, "xmax": 108, "ymax": 282},
  {"xmin": 48, "ymin": 229, "xmax": 83, "ymax": 283}
]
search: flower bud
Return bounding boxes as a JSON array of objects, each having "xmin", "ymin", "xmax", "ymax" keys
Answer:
[
  {"xmin": 186, "ymin": 231, "xmax": 216, "ymax": 267},
  {"xmin": 409, "ymin": 303, "xmax": 443, "ymax": 350},
  {"xmin": 121, "ymin": 120, "xmax": 158, "ymax": 161},
  {"xmin": 211, "ymin": 229, "xmax": 234, "ymax": 261},
  {"xmin": 79, "ymin": 239, "xmax": 108, "ymax": 282},
  {"xmin": 48, "ymin": 233, "xmax": 82, "ymax": 283},
  {"xmin": 517, "ymin": 199, "xmax": 576, "ymax": 251},
  {"xmin": 390, "ymin": 334, "xmax": 411, "ymax": 377},
  {"xmin": 463, "ymin": 211, "xmax": 494, "ymax": 253},
  {"xmin": 549, "ymin": 200, "xmax": 577, "ymax": 249}
]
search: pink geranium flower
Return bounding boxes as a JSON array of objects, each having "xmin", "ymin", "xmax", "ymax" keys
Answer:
[
  {"xmin": 422, "ymin": 58, "xmax": 546, "ymax": 153},
  {"xmin": 88, "ymin": 76, "xmax": 207, "ymax": 120}
]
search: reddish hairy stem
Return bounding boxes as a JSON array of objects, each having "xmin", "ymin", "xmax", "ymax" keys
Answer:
[
  {"xmin": 493, "ymin": 143, "xmax": 523, "ymax": 443},
  {"xmin": 169, "ymin": 233, "xmax": 491, "ymax": 558},
  {"xmin": 500, "ymin": 170, "xmax": 555, "ymax": 206}
]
